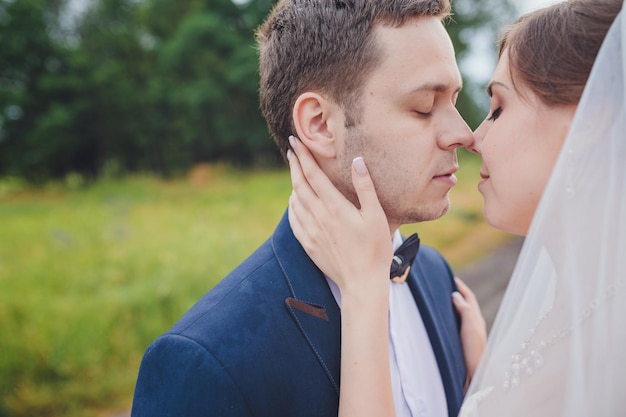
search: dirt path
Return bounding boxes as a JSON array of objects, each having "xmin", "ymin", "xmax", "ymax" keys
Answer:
[{"xmin": 457, "ymin": 236, "xmax": 524, "ymax": 330}]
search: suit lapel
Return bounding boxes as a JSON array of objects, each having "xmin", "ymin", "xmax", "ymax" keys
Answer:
[
  {"xmin": 406, "ymin": 254, "xmax": 465, "ymax": 414},
  {"xmin": 269, "ymin": 217, "xmax": 463, "ymax": 406},
  {"xmin": 271, "ymin": 211, "xmax": 342, "ymax": 393}
]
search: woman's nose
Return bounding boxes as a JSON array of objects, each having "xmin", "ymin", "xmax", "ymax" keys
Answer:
[{"xmin": 468, "ymin": 121, "xmax": 487, "ymax": 154}]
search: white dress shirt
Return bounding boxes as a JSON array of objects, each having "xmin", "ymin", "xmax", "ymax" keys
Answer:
[{"xmin": 326, "ymin": 230, "xmax": 447, "ymax": 417}]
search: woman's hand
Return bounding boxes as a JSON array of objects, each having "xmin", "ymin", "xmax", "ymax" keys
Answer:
[
  {"xmin": 452, "ymin": 277, "xmax": 487, "ymax": 389},
  {"xmin": 287, "ymin": 135, "xmax": 396, "ymax": 417},
  {"xmin": 286, "ymin": 135, "xmax": 393, "ymax": 297}
]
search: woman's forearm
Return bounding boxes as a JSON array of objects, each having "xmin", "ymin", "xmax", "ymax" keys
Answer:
[{"xmin": 338, "ymin": 279, "xmax": 395, "ymax": 417}]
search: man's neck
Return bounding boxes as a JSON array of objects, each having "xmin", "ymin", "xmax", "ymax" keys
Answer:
[{"xmin": 389, "ymin": 223, "xmax": 400, "ymax": 240}]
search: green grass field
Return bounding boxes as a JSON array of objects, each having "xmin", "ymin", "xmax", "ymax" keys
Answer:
[{"xmin": 0, "ymin": 153, "xmax": 509, "ymax": 417}]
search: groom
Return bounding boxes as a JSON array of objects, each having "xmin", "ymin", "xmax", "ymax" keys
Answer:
[{"xmin": 131, "ymin": 0, "xmax": 473, "ymax": 416}]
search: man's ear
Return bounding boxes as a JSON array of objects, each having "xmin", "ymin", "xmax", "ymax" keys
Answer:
[{"xmin": 292, "ymin": 92, "xmax": 342, "ymax": 160}]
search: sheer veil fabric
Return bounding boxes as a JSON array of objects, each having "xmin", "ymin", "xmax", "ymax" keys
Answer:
[{"xmin": 460, "ymin": 7, "xmax": 626, "ymax": 417}]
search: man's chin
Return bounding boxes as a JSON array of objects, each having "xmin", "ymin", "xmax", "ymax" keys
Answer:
[
  {"xmin": 419, "ymin": 199, "xmax": 451, "ymax": 222},
  {"xmin": 420, "ymin": 206, "xmax": 450, "ymax": 222},
  {"xmin": 388, "ymin": 203, "xmax": 450, "ymax": 226}
]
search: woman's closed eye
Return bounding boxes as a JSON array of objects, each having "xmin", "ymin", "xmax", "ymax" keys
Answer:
[{"xmin": 487, "ymin": 107, "xmax": 502, "ymax": 121}]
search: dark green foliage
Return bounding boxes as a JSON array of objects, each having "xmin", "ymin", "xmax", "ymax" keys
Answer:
[
  {"xmin": 0, "ymin": 0, "xmax": 516, "ymax": 180},
  {"xmin": 0, "ymin": 0, "xmax": 87, "ymax": 180},
  {"xmin": 446, "ymin": 0, "xmax": 518, "ymax": 129}
]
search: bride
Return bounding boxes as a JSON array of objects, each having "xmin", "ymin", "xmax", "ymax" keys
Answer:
[{"xmin": 286, "ymin": 0, "xmax": 625, "ymax": 415}]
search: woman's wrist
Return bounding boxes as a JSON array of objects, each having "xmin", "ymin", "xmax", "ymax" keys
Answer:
[
  {"xmin": 340, "ymin": 282, "xmax": 389, "ymax": 319},
  {"xmin": 337, "ymin": 268, "xmax": 390, "ymax": 305}
]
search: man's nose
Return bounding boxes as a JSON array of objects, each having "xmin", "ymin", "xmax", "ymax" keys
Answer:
[{"xmin": 438, "ymin": 108, "xmax": 474, "ymax": 150}]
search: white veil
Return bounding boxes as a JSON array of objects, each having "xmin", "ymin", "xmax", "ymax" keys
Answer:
[{"xmin": 461, "ymin": 7, "xmax": 626, "ymax": 417}]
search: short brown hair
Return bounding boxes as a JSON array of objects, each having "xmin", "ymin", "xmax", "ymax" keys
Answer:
[
  {"xmin": 499, "ymin": 0, "xmax": 622, "ymax": 106},
  {"xmin": 256, "ymin": 0, "xmax": 451, "ymax": 160}
]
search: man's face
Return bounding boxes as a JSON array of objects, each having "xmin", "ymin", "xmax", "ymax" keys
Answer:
[{"xmin": 333, "ymin": 17, "xmax": 473, "ymax": 231}]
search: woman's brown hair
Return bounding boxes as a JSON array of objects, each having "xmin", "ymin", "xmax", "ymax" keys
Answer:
[{"xmin": 499, "ymin": 0, "xmax": 623, "ymax": 106}]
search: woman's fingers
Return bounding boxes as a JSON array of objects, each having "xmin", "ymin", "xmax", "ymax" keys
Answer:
[
  {"xmin": 452, "ymin": 277, "xmax": 483, "ymax": 320},
  {"xmin": 289, "ymin": 135, "xmax": 383, "ymax": 226},
  {"xmin": 351, "ymin": 157, "xmax": 385, "ymax": 220},
  {"xmin": 288, "ymin": 151, "xmax": 324, "ymax": 240},
  {"xmin": 287, "ymin": 147, "xmax": 318, "ymax": 208},
  {"xmin": 452, "ymin": 290, "xmax": 469, "ymax": 311},
  {"xmin": 455, "ymin": 277, "xmax": 479, "ymax": 306},
  {"xmin": 452, "ymin": 277, "xmax": 487, "ymax": 382},
  {"xmin": 289, "ymin": 135, "xmax": 344, "ymax": 205},
  {"xmin": 288, "ymin": 191, "xmax": 310, "ymax": 250}
]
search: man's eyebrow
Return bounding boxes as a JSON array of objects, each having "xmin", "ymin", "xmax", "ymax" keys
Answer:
[
  {"xmin": 486, "ymin": 81, "xmax": 510, "ymax": 97},
  {"xmin": 407, "ymin": 82, "xmax": 463, "ymax": 95}
]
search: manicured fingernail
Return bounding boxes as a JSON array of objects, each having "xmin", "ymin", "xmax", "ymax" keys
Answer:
[
  {"xmin": 286, "ymin": 149, "xmax": 294, "ymax": 161},
  {"xmin": 353, "ymin": 157, "xmax": 368, "ymax": 175},
  {"xmin": 452, "ymin": 291, "xmax": 463, "ymax": 302},
  {"xmin": 288, "ymin": 135, "xmax": 296, "ymax": 149}
]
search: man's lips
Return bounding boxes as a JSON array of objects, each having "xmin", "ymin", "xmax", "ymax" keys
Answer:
[
  {"xmin": 433, "ymin": 167, "xmax": 458, "ymax": 186},
  {"xmin": 433, "ymin": 166, "xmax": 458, "ymax": 178}
]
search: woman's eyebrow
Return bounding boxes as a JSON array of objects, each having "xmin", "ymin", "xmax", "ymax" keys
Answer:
[{"xmin": 486, "ymin": 81, "xmax": 510, "ymax": 97}]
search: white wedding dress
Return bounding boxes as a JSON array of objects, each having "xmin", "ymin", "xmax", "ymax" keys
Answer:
[{"xmin": 460, "ymin": 7, "xmax": 626, "ymax": 417}]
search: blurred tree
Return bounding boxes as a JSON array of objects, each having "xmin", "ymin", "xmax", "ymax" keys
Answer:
[
  {"xmin": 0, "ymin": 0, "xmax": 517, "ymax": 180},
  {"xmin": 0, "ymin": 0, "xmax": 278, "ymax": 179},
  {"xmin": 0, "ymin": 0, "xmax": 88, "ymax": 180},
  {"xmin": 144, "ymin": 0, "xmax": 277, "ymax": 172},
  {"xmin": 74, "ymin": 0, "xmax": 154, "ymax": 175},
  {"xmin": 446, "ymin": 0, "xmax": 518, "ymax": 129}
]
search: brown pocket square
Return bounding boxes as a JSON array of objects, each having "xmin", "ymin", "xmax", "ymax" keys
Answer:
[{"xmin": 285, "ymin": 298, "xmax": 329, "ymax": 321}]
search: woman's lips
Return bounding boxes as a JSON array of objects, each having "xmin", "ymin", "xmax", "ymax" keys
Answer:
[{"xmin": 478, "ymin": 171, "xmax": 490, "ymax": 190}]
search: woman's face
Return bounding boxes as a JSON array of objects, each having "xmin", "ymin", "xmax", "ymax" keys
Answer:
[{"xmin": 472, "ymin": 51, "xmax": 577, "ymax": 236}]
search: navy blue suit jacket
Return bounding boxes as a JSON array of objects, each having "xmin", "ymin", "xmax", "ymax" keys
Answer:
[{"xmin": 132, "ymin": 211, "xmax": 466, "ymax": 416}]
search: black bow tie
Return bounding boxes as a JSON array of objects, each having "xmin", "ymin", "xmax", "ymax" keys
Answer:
[{"xmin": 390, "ymin": 233, "xmax": 420, "ymax": 283}]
